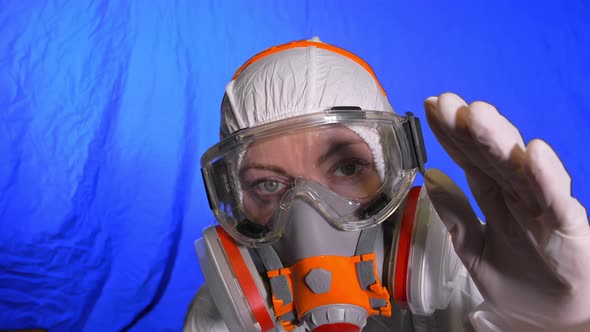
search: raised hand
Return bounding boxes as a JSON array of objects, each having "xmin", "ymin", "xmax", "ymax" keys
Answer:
[{"xmin": 423, "ymin": 93, "xmax": 590, "ymax": 331}]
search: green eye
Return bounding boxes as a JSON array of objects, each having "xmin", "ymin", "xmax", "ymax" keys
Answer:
[{"xmin": 262, "ymin": 180, "xmax": 282, "ymax": 193}]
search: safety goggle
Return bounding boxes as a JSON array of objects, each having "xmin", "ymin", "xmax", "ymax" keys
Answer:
[{"xmin": 201, "ymin": 108, "xmax": 426, "ymax": 247}]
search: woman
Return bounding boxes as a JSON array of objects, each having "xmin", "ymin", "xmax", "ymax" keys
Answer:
[{"xmin": 185, "ymin": 38, "xmax": 590, "ymax": 332}]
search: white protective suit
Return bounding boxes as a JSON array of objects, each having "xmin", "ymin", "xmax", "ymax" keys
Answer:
[{"xmin": 185, "ymin": 38, "xmax": 590, "ymax": 332}]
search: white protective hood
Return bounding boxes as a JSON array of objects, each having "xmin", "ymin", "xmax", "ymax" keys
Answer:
[{"xmin": 220, "ymin": 37, "xmax": 395, "ymax": 138}]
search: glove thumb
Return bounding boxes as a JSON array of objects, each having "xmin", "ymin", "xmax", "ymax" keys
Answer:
[{"xmin": 424, "ymin": 168, "xmax": 484, "ymax": 273}]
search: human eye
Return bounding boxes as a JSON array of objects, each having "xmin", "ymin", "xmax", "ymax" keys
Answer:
[
  {"xmin": 332, "ymin": 159, "xmax": 371, "ymax": 177},
  {"xmin": 248, "ymin": 177, "xmax": 289, "ymax": 198}
]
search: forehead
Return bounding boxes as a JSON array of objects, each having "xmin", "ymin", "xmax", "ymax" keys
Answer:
[{"xmin": 242, "ymin": 126, "xmax": 368, "ymax": 162}]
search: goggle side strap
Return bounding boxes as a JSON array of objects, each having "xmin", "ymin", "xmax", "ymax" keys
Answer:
[
  {"xmin": 200, "ymin": 168, "xmax": 214, "ymax": 211},
  {"xmin": 403, "ymin": 112, "xmax": 427, "ymax": 174}
]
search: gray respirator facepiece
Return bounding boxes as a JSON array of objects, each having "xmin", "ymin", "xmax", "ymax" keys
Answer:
[{"xmin": 196, "ymin": 185, "xmax": 461, "ymax": 332}]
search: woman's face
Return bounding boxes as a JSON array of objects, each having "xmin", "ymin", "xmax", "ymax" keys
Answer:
[{"xmin": 239, "ymin": 126, "xmax": 382, "ymax": 224}]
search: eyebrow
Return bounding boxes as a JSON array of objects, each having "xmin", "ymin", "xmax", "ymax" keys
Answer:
[
  {"xmin": 238, "ymin": 138, "xmax": 369, "ymax": 178},
  {"xmin": 317, "ymin": 140, "xmax": 368, "ymax": 166},
  {"xmin": 239, "ymin": 163, "xmax": 290, "ymax": 178}
]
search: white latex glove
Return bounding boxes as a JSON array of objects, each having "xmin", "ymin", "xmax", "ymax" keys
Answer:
[{"xmin": 422, "ymin": 93, "xmax": 590, "ymax": 331}]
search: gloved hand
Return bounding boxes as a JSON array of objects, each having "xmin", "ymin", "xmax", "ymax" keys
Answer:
[{"xmin": 422, "ymin": 93, "xmax": 590, "ymax": 331}]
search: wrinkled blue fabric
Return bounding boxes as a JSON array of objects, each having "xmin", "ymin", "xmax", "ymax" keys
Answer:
[{"xmin": 0, "ymin": 1, "xmax": 588, "ymax": 331}]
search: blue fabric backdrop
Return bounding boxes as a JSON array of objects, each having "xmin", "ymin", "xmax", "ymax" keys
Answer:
[{"xmin": 1, "ymin": 1, "xmax": 588, "ymax": 331}]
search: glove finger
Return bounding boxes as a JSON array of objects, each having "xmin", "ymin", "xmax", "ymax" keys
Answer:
[
  {"xmin": 524, "ymin": 139, "xmax": 589, "ymax": 235},
  {"xmin": 424, "ymin": 94, "xmax": 491, "ymax": 175},
  {"xmin": 426, "ymin": 94, "xmax": 541, "ymax": 224},
  {"xmin": 464, "ymin": 101, "xmax": 541, "ymax": 217},
  {"xmin": 424, "ymin": 94, "xmax": 513, "ymax": 195},
  {"xmin": 464, "ymin": 169, "xmax": 534, "ymax": 247},
  {"xmin": 424, "ymin": 168, "xmax": 484, "ymax": 273}
]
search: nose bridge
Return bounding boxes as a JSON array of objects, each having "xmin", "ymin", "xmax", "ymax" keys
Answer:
[
  {"xmin": 282, "ymin": 177, "xmax": 317, "ymax": 201},
  {"xmin": 287, "ymin": 132, "xmax": 328, "ymax": 183},
  {"xmin": 290, "ymin": 161, "xmax": 326, "ymax": 185},
  {"xmin": 280, "ymin": 177, "xmax": 327, "ymax": 211},
  {"xmin": 286, "ymin": 177, "xmax": 360, "ymax": 209}
]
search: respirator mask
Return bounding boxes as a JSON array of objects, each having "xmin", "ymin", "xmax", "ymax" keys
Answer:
[{"xmin": 197, "ymin": 109, "xmax": 461, "ymax": 331}]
